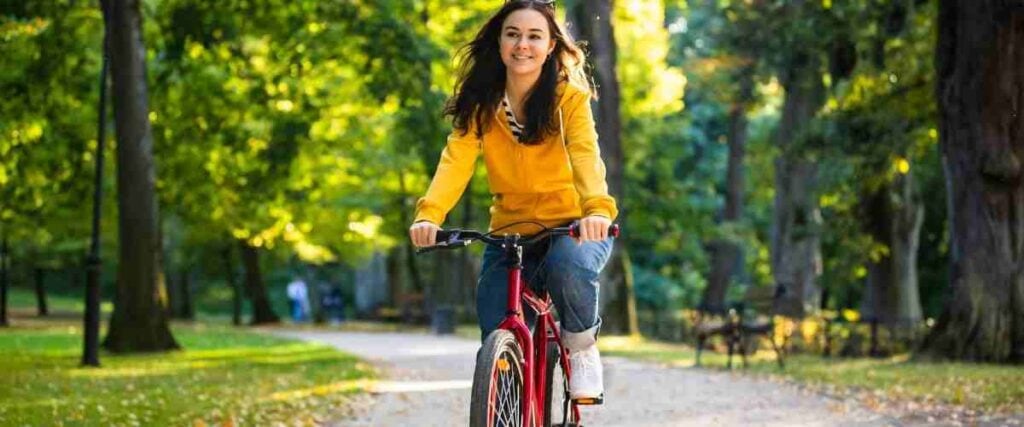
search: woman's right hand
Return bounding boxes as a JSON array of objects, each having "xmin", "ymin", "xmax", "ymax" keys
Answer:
[{"xmin": 409, "ymin": 221, "xmax": 441, "ymax": 248}]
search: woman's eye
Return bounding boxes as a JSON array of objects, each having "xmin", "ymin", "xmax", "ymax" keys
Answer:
[
  {"xmin": 530, "ymin": 35, "xmax": 541, "ymax": 40},
  {"xmin": 506, "ymin": 32, "xmax": 519, "ymax": 38}
]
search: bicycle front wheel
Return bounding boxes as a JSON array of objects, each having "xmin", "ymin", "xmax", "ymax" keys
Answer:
[{"xmin": 470, "ymin": 329, "xmax": 526, "ymax": 427}]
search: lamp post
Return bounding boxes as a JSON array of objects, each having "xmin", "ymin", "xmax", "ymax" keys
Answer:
[{"xmin": 82, "ymin": 0, "xmax": 111, "ymax": 368}]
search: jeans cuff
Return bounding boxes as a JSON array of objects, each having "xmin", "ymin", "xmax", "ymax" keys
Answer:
[{"xmin": 561, "ymin": 318, "xmax": 601, "ymax": 351}]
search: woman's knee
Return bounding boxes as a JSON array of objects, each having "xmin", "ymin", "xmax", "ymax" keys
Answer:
[{"xmin": 546, "ymin": 236, "xmax": 613, "ymax": 279}]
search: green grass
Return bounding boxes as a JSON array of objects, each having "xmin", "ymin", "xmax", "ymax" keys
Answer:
[
  {"xmin": 6, "ymin": 288, "xmax": 113, "ymax": 315},
  {"xmin": 598, "ymin": 335, "xmax": 1024, "ymax": 414},
  {"xmin": 0, "ymin": 322, "xmax": 375, "ymax": 426}
]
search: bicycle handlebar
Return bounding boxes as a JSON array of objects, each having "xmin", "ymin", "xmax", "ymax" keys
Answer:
[{"xmin": 416, "ymin": 222, "xmax": 620, "ymax": 255}]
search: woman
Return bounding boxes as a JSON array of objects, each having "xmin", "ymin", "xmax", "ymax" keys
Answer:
[{"xmin": 408, "ymin": 0, "xmax": 617, "ymax": 401}]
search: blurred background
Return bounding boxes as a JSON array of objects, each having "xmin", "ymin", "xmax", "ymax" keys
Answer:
[{"xmin": 1, "ymin": 0, "xmax": 1018, "ymax": 364}]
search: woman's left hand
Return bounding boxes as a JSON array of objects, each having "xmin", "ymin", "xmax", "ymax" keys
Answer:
[{"xmin": 576, "ymin": 215, "xmax": 612, "ymax": 244}]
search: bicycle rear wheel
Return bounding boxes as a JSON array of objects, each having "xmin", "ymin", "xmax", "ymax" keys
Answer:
[
  {"xmin": 470, "ymin": 329, "xmax": 526, "ymax": 427},
  {"xmin": 544, "ymin": 345, "xmax": 576, "ymax": 427}
]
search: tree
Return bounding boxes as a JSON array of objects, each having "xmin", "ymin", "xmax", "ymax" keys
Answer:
[
  {"xmin": 704, "ymin": 66, "xmax": 755, "ymax": 312},
  {"xmin": 770, "ymin": 30, "xmax": 826, "ymax": 318},
  {"xmin": 567, "ymin": 0, "xmax": 639, "ymax": 335},
  {"xmin": 1, "ymin": 1, "xmax": 101, "ymax": 329},
  {"xmin": 101, "ymin": 0, "xmax": 178, "ymax": 352},
  {"xmin": 921, "ymin": 0, "xmax": 1024, "ymax": 363},
  {"xmin": 803, "ymin": 1, "xmax": 935, "ymax": 339},
  {"xmin": 238, "ymin": 239, "xmax": 279, "ymax": 324}
]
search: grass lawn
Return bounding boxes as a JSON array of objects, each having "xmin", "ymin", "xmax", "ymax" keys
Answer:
[
  {"xmin": 0, "ymin": 319, "xmax": 374, "ymax": 426},
  {"xmin": 6, "ymin": 288, "xmax": 113, "ymax": 316},
  {"xmin": 598, "ymin": 335, "xmax": 1024, "ymax": 414}
]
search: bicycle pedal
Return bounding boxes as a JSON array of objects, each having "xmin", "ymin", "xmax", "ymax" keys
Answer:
[{"xmin": 571, "ymin": 394, "xmax": 603, "ymax": 405}]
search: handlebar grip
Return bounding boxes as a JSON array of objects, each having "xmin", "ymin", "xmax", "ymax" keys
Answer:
[
  {"xmin": 416, "ymin": 228, "xmax": 462, "ymax": 255},
  {"xmin": 568, "ymin": 223, "xmax": 621, "ymax": 238},
  {"xmin": 435, "ymin": 229, "xmax": 458, "ymax": 242}
]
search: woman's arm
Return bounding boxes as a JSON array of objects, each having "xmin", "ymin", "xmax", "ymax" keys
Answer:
[
  {"xmin": 563, "ymin": 91, "xmax": 618, "ymax": 221},
  {"xmin": 413, "ymin": 130, "xmax": 481, "ymax": 226}
]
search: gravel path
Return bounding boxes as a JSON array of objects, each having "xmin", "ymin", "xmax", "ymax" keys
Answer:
[{"xmin": 273, "ymin": 330, "xmax": 907, "ymax": 426}]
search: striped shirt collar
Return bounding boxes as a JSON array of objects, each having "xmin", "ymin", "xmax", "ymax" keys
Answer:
[{"xmin": 502, "ymin": 91, "xmax": 525, "ymax": 142}]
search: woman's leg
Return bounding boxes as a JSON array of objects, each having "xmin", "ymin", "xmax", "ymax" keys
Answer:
[
  {"xmin": 476, "ymin": 245, "xmax": 509, "ymax": 340},
  {"xmin": 476, "ymin": 244, "xmax": 547, "ymax": 341},
  {"xmin": 543, "ymin": 235, "xmax": 614, "ymax": 400},
  {"xmin": 543, "ymin": 235, "xmax": 614, "ymax": 335}
]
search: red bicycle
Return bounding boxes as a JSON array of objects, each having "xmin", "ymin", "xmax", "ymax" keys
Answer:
[{"xmin": 418, "ymin": 221, "xmax": 619, "ymax": 427}]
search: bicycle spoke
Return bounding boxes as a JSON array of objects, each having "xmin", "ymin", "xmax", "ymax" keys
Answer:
[{"xmin": 491, "ymin": 351, "xmax": 522, "ymax": 427}]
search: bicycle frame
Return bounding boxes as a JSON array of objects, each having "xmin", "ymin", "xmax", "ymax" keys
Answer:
[
  {"xmin": 495, "ymin": 235, "xmax": 579, "ymax": 427},
  {"xmin": 419, "ymin": 222, "xmax": 618, "ymax": 427}
]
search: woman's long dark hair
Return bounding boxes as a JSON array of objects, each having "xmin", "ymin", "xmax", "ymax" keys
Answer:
[{"xmin": 444, "ymin": 1, "xmax": 592, "ymax": 144}]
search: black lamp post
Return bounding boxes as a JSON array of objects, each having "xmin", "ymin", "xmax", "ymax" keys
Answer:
[{"xmin": 82, "ymin": 0, "xmax": 111, "ymax": 368}]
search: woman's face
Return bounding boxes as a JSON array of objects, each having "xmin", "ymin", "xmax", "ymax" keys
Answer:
[{"xmin": 499, "ymin": 9, "xmax": 555, "ymax": 78}]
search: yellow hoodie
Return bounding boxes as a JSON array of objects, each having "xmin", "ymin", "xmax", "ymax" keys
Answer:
[{"xmin": 414, "ymin": 82, "xmax": 618, "ymax": 235}]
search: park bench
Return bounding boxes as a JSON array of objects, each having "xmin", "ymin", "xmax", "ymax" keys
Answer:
[
  {"xmin": 373, "ymin": 292, "xmax": 428, "ymax": 324},
  {"xmin": 694, "ymin": 284, "xmax": 787, "ymax": 369}
]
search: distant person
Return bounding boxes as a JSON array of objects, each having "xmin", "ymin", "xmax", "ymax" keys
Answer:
[
  {"xmin": 286, "ymin": 277, "xmax": 309, "ymax": 322},
  {"xmin": 321, "ymin": 284, "xmax": 345, "ymax": 325}
]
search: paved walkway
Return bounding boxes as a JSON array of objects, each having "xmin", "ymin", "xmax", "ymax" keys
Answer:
[{"xmin": 274, "ymin": 330, "xmax": 902, "ymax": 426}]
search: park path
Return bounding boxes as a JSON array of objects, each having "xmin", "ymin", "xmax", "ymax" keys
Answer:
[{"xmin": 273, "ymin": 329, "xmax": 908, "ymax": 426}]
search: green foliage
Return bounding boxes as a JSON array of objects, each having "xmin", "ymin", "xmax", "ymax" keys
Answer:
[
  {"xmin": 0, "ymin": 3, "xmax": 101, "ymax": 252},
  {"xmin": 146, "ymin": 0, "xmax": 451, "ymax": 269},
  {"xmin": 1, "ymin": 0, "xmax": 955, "ymax": 341}
]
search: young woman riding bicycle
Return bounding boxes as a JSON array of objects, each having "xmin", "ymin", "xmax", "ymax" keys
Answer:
[{"xmin": 408, "ymin": 0, "xmax": 616, "ymax": 403}]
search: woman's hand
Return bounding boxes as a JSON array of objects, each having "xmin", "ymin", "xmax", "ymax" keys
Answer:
[
  {"xmin": 409, "ymin": 221, "xmax": 441, "ymax": 248},
  {"xmin": 576, "ymin": 215, "xmax": 612, "ymax": 244}
]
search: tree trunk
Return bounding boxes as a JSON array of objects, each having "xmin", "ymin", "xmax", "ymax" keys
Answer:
[
  {"xmin": 704, "ymin": 68, "xmax": 754, "ymax": 312},
  {"xmin": 178, "ymin": 269, "xmax": 193, "ymax": 320},
  {"xmin": 34, "ymin": 268, "xmax": 48, "ymax": 317},
  {"xmin": 100, "ymin": 0, "xmax": 177, "ymax": 353},
  {"xmin": 238, "ymin": 239, "xmax": 279, "ymax": 325},
  {"xmin": 166, "ymin": 266, "xmax": 180, "ymax": 317},
  {"xmin": 67, "ymin": 264, "xmax": 80, "ymax": 289},
  {"xmin": 921, "ymin": 1, "xmax": 1024, "ymax": 363},
  {"xmin": 458, "ymin": 182, "xmax": 476, "ymax": 319},
  {"xmin": 572, "ymin": 0, "xmax": 639, "ymax": 336},
  {"xmin": 0, "ymin": 235, "xmax": 8, "ymax": 327},
  {"xmin": 860, "ymin": 172, "xmax": 924, "ymax": 329},
  {"xmin": 385, "ymin": 246, "xmax": 402, "ymax": 315},
  {"xmin": 771, "ymin": 49, "xmax": 826, "ymax": 319},
  {"xmin": 398, "ymin": 171, "xmax": 425, "ymax": 294},
  {"xmin": 355, "ymin": 251, "xmax": 388, "ymax": 317},
  {"xmin": 222, "ymin": 244, "xmax": 242, "ymax": 326}
]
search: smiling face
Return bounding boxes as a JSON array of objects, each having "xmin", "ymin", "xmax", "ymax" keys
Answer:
[{"xmin": 499, "ymin": 9, "xmax": 555, "ymax": 78}]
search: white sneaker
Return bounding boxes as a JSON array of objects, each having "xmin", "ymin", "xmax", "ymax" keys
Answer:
[{"xmin": 568, "ymin": 344, "xmax": 604, "ymax": 400}]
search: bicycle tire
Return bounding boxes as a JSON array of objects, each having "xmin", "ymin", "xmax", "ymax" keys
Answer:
[
  {"xmin": 543, "ymin": 344, "xmax": 573, "ymax": 427},
  {"xmin": 470, "ymin": 329, "xmax": 526, "ymax": 427}
]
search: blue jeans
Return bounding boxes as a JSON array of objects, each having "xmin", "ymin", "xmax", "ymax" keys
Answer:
[{"xmin": 476, "ymin": 235, "xmax": 614, "ymax": 340}]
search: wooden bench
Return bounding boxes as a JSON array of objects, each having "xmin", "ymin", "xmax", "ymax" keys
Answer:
[
  {"xmin": 694, "ymin": 284, "xmax": 787, "ymax": 369},
  {"xmin": 374, "ymin": 292, "xmax": 428, "ymax": 324}
]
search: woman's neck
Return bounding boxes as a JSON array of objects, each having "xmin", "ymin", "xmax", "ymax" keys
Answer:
[{"xmin": 505, "ymin": 72, "xmax": 540, "ymax": 109}]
